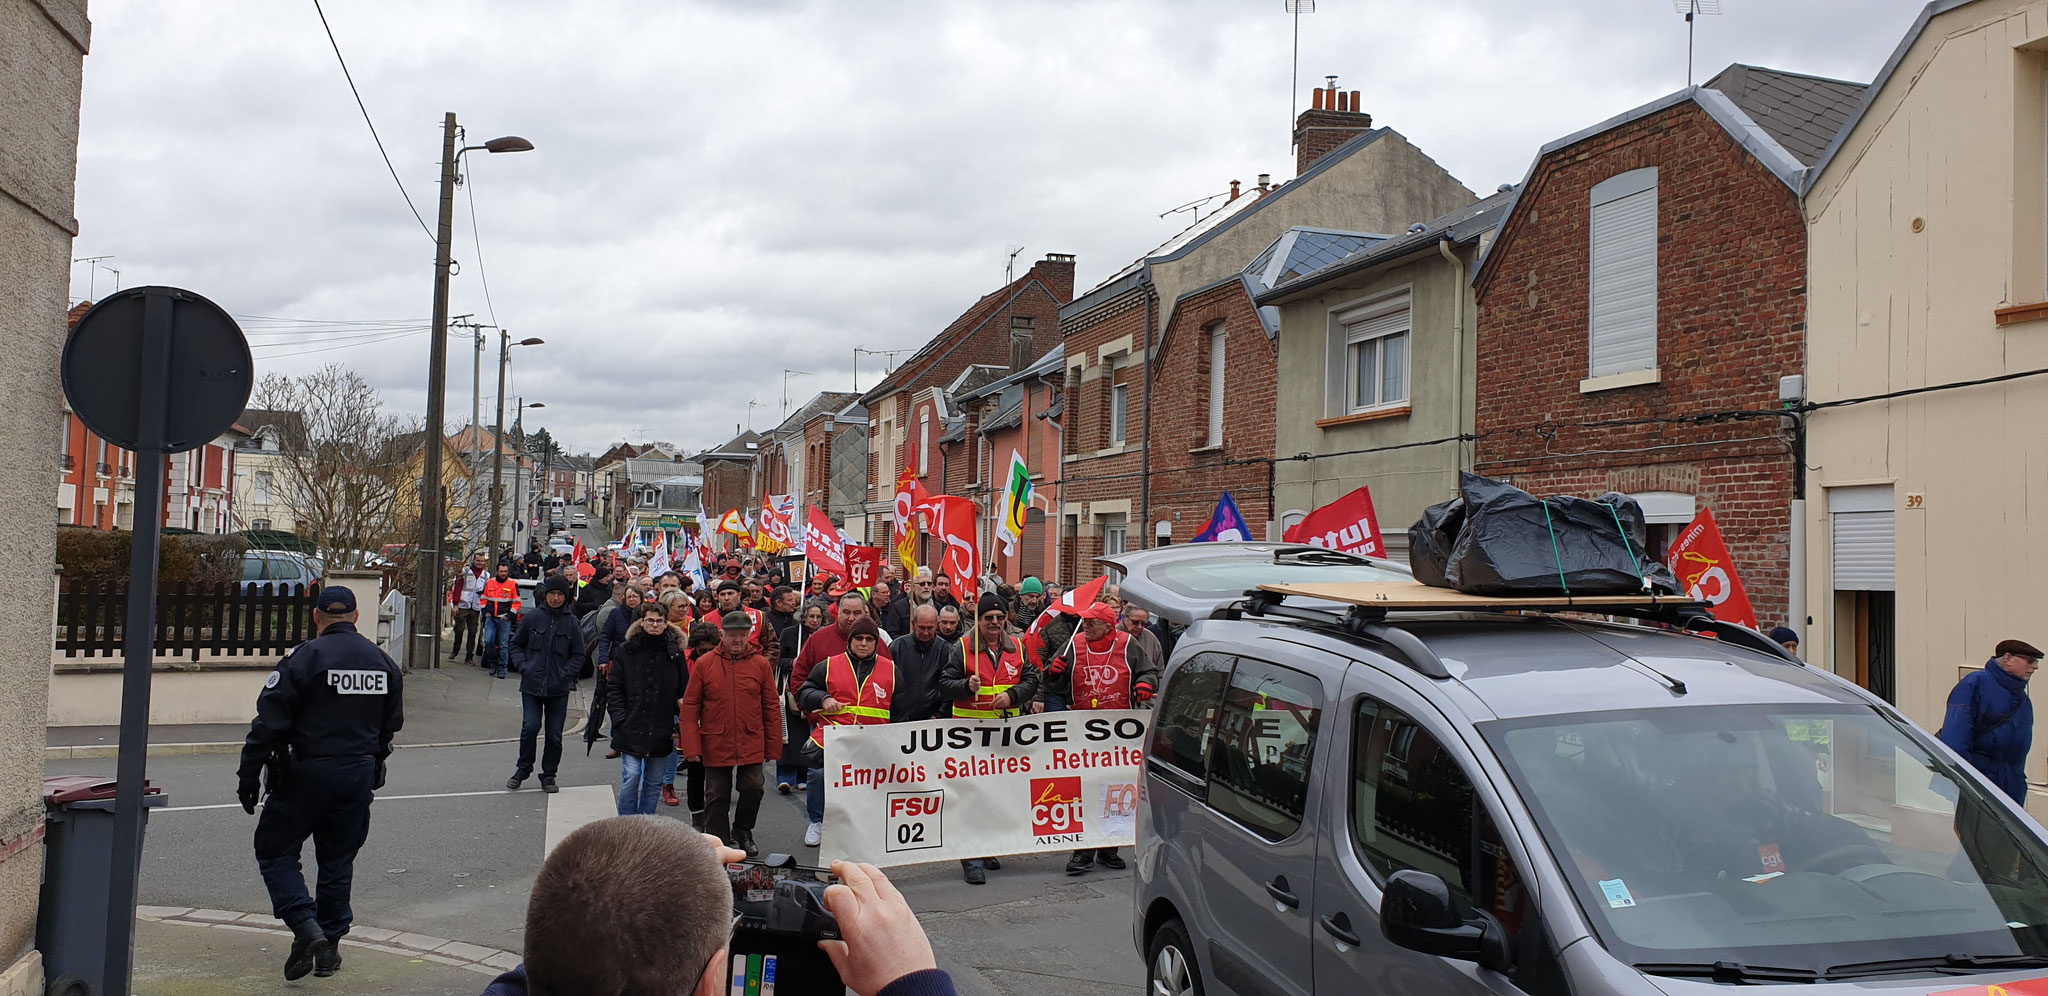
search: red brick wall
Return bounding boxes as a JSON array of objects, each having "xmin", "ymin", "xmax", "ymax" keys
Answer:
[
  {"xmin": 700, "ymin": 459, "xmax": 751, "ymax": 522},
  {"xmin": 1059, "ymin": 285, "xmax": 1150, "ymax": 579},
  {"xmin": 1148, "ymin": 281, "xmax": 1275, "ymax": 540},
  {"xmin": 1472, "ymin": 100, "xmax": 1804, "ymax": 625}
]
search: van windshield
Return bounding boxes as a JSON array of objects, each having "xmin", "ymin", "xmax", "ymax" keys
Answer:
[{"xmin": 1483, "ymin": 704, "xmax": 2048, "ymax": 975}]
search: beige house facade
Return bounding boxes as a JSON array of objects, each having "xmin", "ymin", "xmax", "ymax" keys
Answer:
[
  {"xmin": 1802, "ymin": 0, "xmax": 2048, "ymax": 802},
  {"xmin": 1, "ymin": 0, "xmax": 89, "ymax": 989},
  {"xmin": 1253, "ymin": 193, "xmax": 1511, "ymax": 559}
]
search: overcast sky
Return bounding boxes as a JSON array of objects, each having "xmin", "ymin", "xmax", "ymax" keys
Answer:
[{"xmin": 69, "ymin": 0, "xmax": 1928, "ymax": 455}]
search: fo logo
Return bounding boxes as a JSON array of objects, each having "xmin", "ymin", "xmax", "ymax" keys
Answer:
[{"xmin": 1029, "ymin": 776, "xmax": 1085, "ymax": 843}]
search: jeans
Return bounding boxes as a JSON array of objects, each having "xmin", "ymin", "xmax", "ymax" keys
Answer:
[
  {"xmin": 1041, "ymin": 693, "xmax": 1069, "ymax": 712},
  {"xmin": 776, "ymin": 763, "xmax": 805, "ymax": 788},
  {"xmin": 703, "ymin": 764, "xmax": 766, "ymax": 841},
  {"xmin": 450, "ymin": 607, "xmax": 480, "ymax": 658},
  {"xmin": 481, "ymin": 615, "xmax": 512, "ymax": 674},
  {"xmin": 617, "ymin": 751, "xmax": 672, "ymax": 816},
  {"xmin": 254, "ymin": 756, "xmax": 376, "ymax": 941},
  {"xmin": 515, "ymin": 693, "xmax": 569, "ymax": 780},
  {"xmin": 806, "ymin": 767, "xmax": 825, "ymax": 824}
]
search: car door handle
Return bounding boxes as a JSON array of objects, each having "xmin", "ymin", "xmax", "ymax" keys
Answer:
[
  {"xmin": 1320, "ymin": 912, "xmax": 1361, "ymax": 947},
  {"xmin": 1263, "ymin": 877, "xmax": 1300, "ymax": 909}
]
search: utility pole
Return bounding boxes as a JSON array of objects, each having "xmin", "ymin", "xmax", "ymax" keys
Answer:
[
  {"xmin": 451, "ymin": 315, "xmax": 486, "ymax": 552},
  {"xmin": 411, "ymin": 112, "xmax": 458, "ymax": 674}
]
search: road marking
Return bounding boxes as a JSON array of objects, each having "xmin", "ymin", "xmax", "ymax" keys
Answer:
[
  {"xmin": 544, "ymin": 785, "xmax": 615, "ymax": 858},
  {"xmin": 157, "ymin": 787, "xmax": 555, "ymax": 813}
]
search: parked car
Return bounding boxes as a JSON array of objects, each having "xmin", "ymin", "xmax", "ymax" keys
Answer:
[
  {"xmin": 547, "ymin": 536, "xmax": 576, "ymax": 557},
  {"xmin": 570, "ymin": 511, "xmax": 588, "ymax": 529},
  {"xmin": 239, "ymin": 550, "xmax": 323, "ymax": 593},
  {"xmin": 1122, "ymin": 542, "xmax": 2048, "ymax": 995}
]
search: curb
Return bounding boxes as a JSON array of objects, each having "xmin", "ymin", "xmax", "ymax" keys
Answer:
[
  {"xmin": 138, "ymin": 906, "xmax": 520, "ymax": 978},
  {"xmin": 46, "ymin": 713, "xmax": 588, "ymax": 760}
]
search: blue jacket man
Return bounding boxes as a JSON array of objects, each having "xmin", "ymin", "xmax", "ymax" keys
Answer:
[
  {"xmin": 506, "ymin": 575, "xmax": 587, "ymax": 793},
  {"xmin": 1939, "ymin": 639, "xmax": 2043, "ymax": 802}
]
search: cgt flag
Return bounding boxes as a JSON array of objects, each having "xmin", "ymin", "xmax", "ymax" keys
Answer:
[
  {"xmin": 1666, "ymin": 507, "xmax": 1758, "ymax": 629},
  {"xmin": 893, "ymin": 471, "xmax": 929, "ymax": 578},
  {"xmin": 846, "ymin": 545, "xmax": 884, "ymax": 589},
  {"xmin": 1282, "ymin": 485, "xmax": 1386, "ymax": 557},
  {"xmin": 1192, "ymin": 491, "xmax": 1254, "ymax": 543},
  {"xmin": 927, "ymin": 496, "xmax": 980, "ymax": 602},
  {"xmin": 994, "ymin": 451, "xmax": 1033, "ymax": 557},
  {"xmin": 805, "ymin": 505, "xmax": 848, "ymax": 577}
]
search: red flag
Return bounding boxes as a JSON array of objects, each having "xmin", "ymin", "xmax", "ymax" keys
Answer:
[
  {"xmin": 571, "ymin": 539, "xmax": 587, "ymax": 566},
  {"xmin": 804, "ymin": 505, "xmax": 848, "ymax": 576},
  {"xmin": 1282, "ymin": 485, "xmax": 1386, "ymax": 558},
  {"xmin": 927, "ymin": 495, "xmax": 980, "ymax": 602},
  {"xmin": 845, "ymin": 545, "xmax": 883, "ymax": 589},
  {"xmin": 1665, "ymin": 507, "xmax": 1758, "ymax": 629}
]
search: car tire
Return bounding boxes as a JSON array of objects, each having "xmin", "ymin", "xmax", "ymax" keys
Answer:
[{"xmin": 1147, "ymin": 918, "xmax": 1204, "ymax": 996}]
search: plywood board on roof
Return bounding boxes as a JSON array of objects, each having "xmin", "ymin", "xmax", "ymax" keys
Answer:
[{"xmin": 1256, "ymin": 580, "xmax": 1701, "ymax": 610}]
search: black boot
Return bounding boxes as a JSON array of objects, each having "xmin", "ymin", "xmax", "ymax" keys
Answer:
[
  {"xmin": 1065, "ymin": 850, "xmax": 1094, "ymax": 876},
  {"xmin": 284, "ymin": 920, "xmax": 330, "ymax": 981},
  {"xmin": 1097, "ymin": 848, "xmax": 1126, "ymax": 870},
  {"xmin": 961, "ymin": 860, "xmax": 986, "ymax": 885},
  {"xmin": 314, "ymin": 939, "xmax": 343, "ymax": 977},
  {"xmin": 736, "ymin": 829, "xmax": 759, "ymax": 857}
]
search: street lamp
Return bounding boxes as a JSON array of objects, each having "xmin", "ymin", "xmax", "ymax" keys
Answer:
[
  {"xmin": 487, "ymin": 334, "xmax": 545, "ymax": 552},
  {"xmin": 414, "ymin": 114, "xmax": 533, "ymax": 673}
]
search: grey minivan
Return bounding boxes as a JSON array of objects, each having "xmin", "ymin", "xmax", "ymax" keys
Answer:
[{"xmin": 1120, "ymin": 543, "xmax": 2048, "ymax": 994}]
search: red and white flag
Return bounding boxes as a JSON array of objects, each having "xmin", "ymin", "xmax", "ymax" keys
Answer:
[
  {"xmin": 804, "ymin": 505, "xmax": 848, "ymax": 576},
  {"xmin": 845, "ymin": 545, "xmax": 883, "ymax": 589},
  {"xmin": 927, "ymin": 496, "xmax": 981, "ymax": 602},
  {"xmin": 1666, "ymin": 507, "xmax": 1758, "ymax": 629},
  {"xmin": 1282, "ymin": 485, "xmax": 1386, "ymax": 558},
  {"xmin": 1029, "ymin": 575, "xmax": 1110, "ymax": 635}
]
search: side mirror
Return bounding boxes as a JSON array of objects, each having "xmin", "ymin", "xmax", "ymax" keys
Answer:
[{"xmin": 1380, "ymin": 869, "xmax": 1513, "ymax": 974}]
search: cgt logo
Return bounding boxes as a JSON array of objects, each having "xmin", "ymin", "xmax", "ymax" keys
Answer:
[{"xmin": 1030, "ymin": 776, "xmax": 1085, "ymax": 842}]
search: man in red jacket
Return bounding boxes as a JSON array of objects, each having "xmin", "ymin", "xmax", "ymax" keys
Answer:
[{"xmin": 679, "ymin": 610, "xmax": 780, "ymax": 857}]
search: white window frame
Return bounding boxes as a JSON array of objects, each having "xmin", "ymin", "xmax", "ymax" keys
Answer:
[
  {"xmin": 253, "ymin": 471, "xmax": 272, "ymax": 505},
  {"xmin": 1103, "ymin": 516, "xmax": 1128, "ymax": 556},
  {"xmin": 1206, "ymin": 325, "xmax": 1227, "ymax": 446},
  {"xmin": 1110, "ymin": 377, "xmax": 1129, "ymax": 444},
  {"xmin": 1588, "ymin": 167, "xmax": 1659, "ymax": 379},
  {"xmin": 1332, "ymin": 291, "xmax": 1412, "ymax": 416},
  {"xmin": 918, "ymin": 412, "xmax": 931, "ymax": 475}
]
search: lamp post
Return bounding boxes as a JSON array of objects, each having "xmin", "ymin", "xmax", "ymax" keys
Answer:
[
  {"xmin": 488, "ymin": 333, "xmax": 545, "ymax": 552},
  {"xmin": 511, "ymin": 400, "xmax": 544, "ymax": 558},
  {"xmin": 412, "ymin": 116, "xmax": 532, "ymax": 673}
]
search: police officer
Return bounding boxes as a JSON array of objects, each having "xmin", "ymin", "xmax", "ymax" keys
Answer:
[{"xmin": 236, "ymin": 586, "xmax": 403, "ymax": 981}]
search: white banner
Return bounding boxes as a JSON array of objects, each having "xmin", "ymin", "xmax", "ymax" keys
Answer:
[{"xmin": 819, "ymin": 712, "xmax": 1151, "ymax": 867}]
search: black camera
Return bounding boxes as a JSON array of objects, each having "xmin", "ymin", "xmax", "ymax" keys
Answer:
[{"xmin": 728, "ymin": 853, "xmax": 843, "ymax": 990}]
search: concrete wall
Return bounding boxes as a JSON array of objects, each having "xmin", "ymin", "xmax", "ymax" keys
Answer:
[
  {"xmin": 1271, "ymin": 244, "xmax": 1479, "ymax": 551},
  {"xmin": 47, "ymin": 664, "xmax": 272, "ymax": 727},
  {"xmin": 1803, "ymin": 0, "xmax": 2048, "ymax": 797},
  {"xmin": 0, "ymin": 0, "xmax": 89, "ymax": 977}
]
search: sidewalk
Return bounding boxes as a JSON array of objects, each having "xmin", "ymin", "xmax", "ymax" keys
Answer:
[
  {"xmin": 130, "ymin": 912, "xmax": 502, "ymax": 995},
  {"xmin": 47, "ymin": 663, "xmax": 591, "ymax": 758}
]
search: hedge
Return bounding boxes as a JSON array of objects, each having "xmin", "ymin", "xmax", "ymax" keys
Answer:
[{"xmin": 56, "ymin": 527, "xmax": 251, "ymax": 589}]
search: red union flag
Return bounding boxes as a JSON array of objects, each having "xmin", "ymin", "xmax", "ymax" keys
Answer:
[
  {"xmin": 805, "ymin": 505, "xmax": 848, "ymax": 576},
  {"xmin": 1282, "ymin": 485, "xmax": 1386, "ymax": 557},
  {"xmin": 1666, "ymin": 507, "xmax": 1758, "ymax": 630},
  {"xmin": 927, "ymin": 496, "xmax": 980, "ymax": 602},
  {"xmin": 846, "ymin": 545, "xmax": 883, "ymax": 589},
  {"xmin": 1932, "ymin": 981, "xmax": 2048, "ymax": 995}
]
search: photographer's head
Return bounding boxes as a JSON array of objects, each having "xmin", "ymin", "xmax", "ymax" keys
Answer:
[{"xmin": 523, "ymin": 817, "xmax": 732, "ymax": 995}]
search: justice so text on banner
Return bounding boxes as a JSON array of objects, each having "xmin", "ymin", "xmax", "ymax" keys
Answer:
[{"xmin": 819, "ymin": 711, "xmax": 1150, "ymax": 867}]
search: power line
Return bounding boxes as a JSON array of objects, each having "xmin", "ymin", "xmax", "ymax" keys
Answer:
[
  {"xmin": 254, "ymin": 328, "xmax": 433, "ymax": 360},
  {"xmin": 309, "ymin": 0, "xmax": 435, "ymax": 243}
]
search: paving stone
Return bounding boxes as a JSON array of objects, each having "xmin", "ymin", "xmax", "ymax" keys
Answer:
[
  {"xmin": 481, "ymin": 951, "xmax": 523, "ymax": 971},
  {"xmin": 421, "ymin": 953, "xmax": 466, "ymax": 966},
  {"xmin": 136, "ymin": 906, "xmax": 192, "ymax": 919},
  {"xmin": 184, "ymin": 909, "xmax": 242, "ymax": 922},
  {"xmin": 435, "ymin": 940, "xmax": 501, "ymax": 963},
  {"xmin": 349, "ymin": 925, "xmax": 399, "ymax": 942},
  {"xmin": 392, "ymin": 932, "xmax": 451, "ymax": 951}
]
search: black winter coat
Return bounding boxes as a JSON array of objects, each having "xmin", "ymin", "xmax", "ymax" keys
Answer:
[
  {"xmin": 606, "ymin": 629, "xmax": 686, "ymax": 758},
  {"xmin": 511, "ymin": 605, "xmax": 587, "ymax": 697}
]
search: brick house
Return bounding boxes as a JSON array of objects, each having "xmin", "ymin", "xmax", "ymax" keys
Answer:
[
  {"xmin": 946, "ymin": 346, "xmax": 1065, "ymax": 583},
  {"xmin": 1058, "ymin": 83, "xmax": 1477, "ymax": 580},
  {"xmin": 755, "ymin": 391, "xmax": 860, "ymax": 533},
  {"xmin": 695, "ymin": 430, "xmax": 761, "ymax": 535},
  {"xmin": 862, "ymin": 254, "xmax": 1076, "ymax": 551},
  {"xmin": 1471, "ymin": 66, "xmax": 1866, "ymax": 627}
]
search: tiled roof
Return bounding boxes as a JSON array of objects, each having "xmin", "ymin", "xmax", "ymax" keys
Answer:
[
  {"xmin": 1704, "ymin": 63, "xmax": 1868, "ymax": 166},
  {"xmin": 1258, "ymin": 188, "xmax": 1515, "ymax": 302},
  {"xmin": 1244, "ymin": 227, "xmax": 1388, "ymax": 291},
  {"xmin": 980, "ymin": 398, "xmax": 1026, "ymax": 433}
]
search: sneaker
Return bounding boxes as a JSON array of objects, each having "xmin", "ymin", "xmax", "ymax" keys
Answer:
[
  {"xmin": 493, "ymin": 671, "xmax": 507, "ymax": 679},
  {"xmin": 663, "ymin": 785, "xmax": 681, "ymax": 808},
  {"xmin": 540, "ymin": 778, "xmax": 559, "ymax": 794},
  {"xmin": 283, "ymin": 920, "xmax": 329, "ymax": 981},
  {"xmin": 505, "ymin": 775, "xmax": 525, "ymax": 791},
  {"xmin": 963, "ymin": 863, "xmax": 986, "ymax": 885},
  {"xmin": 1097, "ymin": 850, "xmax": 1126, "ymax": 871},
  {"xmin": 1065, "ymin": 851, "xmax": 1094, "ymax": 876},
  {"xmin": 804, "ymin": 822, "xmax": 822, "ymax": 847},
  {"xmin": 797, "ymin": 780, "xmax": 808, "ymax": 790},
  {"xmin": 314, "ymin": 941, "xmax": 343, "ymax": 978},
  {"xmin": 736, "ymin": 830, "xmax": 759, "ymax": 857},
  {"xmin": 777, "ymin": 782, "xmax": 793, "ymax": 795}
]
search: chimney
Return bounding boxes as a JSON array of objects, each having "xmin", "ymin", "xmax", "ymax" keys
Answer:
[
  {"xmin": 1293, "ymin": 77, "xmax": 1374, "ymax": 177},
  {"xmin": 1228, "ymin": 179, "xmax": 1241, "ymax": 201},
  {"xmin": 1034, "ymin": 252, "xmax": 1077, "ymax": 302},
  {"xmin": 1009, "ymin": 315, "xmax": 1035, "ymax": 372},
  {"xmin": 1256, "ymin": 173, "xmax": 1271, "ymax": 192}
]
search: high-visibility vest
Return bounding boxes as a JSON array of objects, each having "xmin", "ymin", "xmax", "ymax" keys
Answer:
[
  {"xmin": 808, "ymin": 653, "xmax": 895, "ymax": 748},
  {"xmin": 1070, "ymin": 631, "xmax": 1133, "ymax": 710},
  {"xmin": 482, "ymin": 578, "xmax": 520, "ymax": 617},
  {"xmin": 956, "ymin": 640, "xmax": 1026, "ymax": 719}
]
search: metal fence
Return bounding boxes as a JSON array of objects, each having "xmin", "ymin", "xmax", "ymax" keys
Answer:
[{"xmin": 56, "ymin": 581, "xmax": 323, "ymax": 660}]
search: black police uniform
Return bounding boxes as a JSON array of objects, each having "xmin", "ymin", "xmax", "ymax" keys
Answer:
[{"xmin": 237, "ymin": 589, "xmax": 403, "ymax": 951}]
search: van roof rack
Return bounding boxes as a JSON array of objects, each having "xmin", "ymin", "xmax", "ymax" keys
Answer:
[{"xmin": 1236, "ymin": 581, "xmax": 1798, "ymax": 675}]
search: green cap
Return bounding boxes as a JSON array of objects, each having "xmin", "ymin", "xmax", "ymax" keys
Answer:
[{"xmin": 1020, "ymin": 577, "xmax": 1044, "ymax": 595}]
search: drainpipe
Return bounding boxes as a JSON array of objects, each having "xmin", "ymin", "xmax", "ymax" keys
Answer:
[
  {"xmin": 1438, "ymin": 238, "xmax": 1471, "ymax": 472},
  {"xmin": 1140, "ymin": 284, "xmax": 1156, "ymax": 548}
]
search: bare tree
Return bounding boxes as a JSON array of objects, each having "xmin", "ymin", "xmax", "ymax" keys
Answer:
[{"xmin": 249, "ymin": 365, "xmax": 418, "ymax": 570}]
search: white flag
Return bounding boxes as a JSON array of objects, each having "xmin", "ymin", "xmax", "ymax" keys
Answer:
[{"xmin": 645, "ymin": 531, "xmax": 671, "ymax": 579}]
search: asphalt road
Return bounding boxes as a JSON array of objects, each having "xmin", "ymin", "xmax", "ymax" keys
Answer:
[{"xmin": 48, "ymin": 707, "xmax": 1144, "ymax": 995}]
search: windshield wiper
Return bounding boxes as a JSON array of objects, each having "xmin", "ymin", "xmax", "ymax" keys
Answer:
[
  {"xmin": 1633, "ymin": 960, "xmax": 1821, "ymax": 983},
  {"xmin": 1824, "ymin": 953, "xmax": 2048, "ymax": 979}
]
